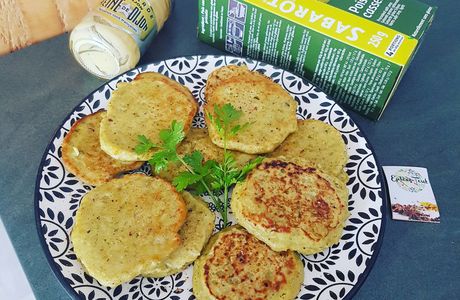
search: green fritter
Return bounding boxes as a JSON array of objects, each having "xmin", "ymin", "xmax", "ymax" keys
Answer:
[
  {"xmin": 62, "ymin": 111, "xmax": 143, "ymax": 186},
  {"xmin": 99, "ymin": 72, "xmax": 197, "ymax": 161},
  {"xmin": 204, "ymin": 65, "xmax": 298, "ymax": 154},
  {"xmin": 193, "ymin": 225, "xmax": 304, "ymax": 300},
  {"xmin": 270, "ymin": 119, "xmax": 348, "ymax": 183},
  {"xmin": 231, "ymin": 158, "xmax": 349, "ymax": 255},
  {"xmin": 71, "ymin": 174, "xmax": 186, "ymax": 287}
]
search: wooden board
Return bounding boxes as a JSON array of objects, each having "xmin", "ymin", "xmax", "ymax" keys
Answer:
[{"xmin": 0, "ymin": 0, "xmax": 101, "ymax": 56}]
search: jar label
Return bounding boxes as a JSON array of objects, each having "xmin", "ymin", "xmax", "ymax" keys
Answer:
[{"xmin": 98, "ymin": 0, "xmax": 157, "ymax": 41}]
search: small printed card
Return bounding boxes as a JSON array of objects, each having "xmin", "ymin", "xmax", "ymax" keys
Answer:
[{"xmin": 382, "ymin": 166, "xmax": 440, "ymax": 223}]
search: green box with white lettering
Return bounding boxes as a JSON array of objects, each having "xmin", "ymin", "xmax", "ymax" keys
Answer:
[{"xmin": 197, "ymin": 0, "xmax": 436, "ymax": 120}]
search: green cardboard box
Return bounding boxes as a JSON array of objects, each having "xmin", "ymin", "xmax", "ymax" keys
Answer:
[{"xmin": 197, "ymin": 0, "xmax": 436, "ymax": 119}]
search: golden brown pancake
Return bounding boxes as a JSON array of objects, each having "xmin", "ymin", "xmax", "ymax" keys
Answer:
[
  {"xmin": 71, "ymin": 174, "xmax": 187, "ymax": 287},
  {"xmin": 99, "ymin": 72, "xmax": 198, "ymax": 161},
  {"xmin": 231, "ymin": 158, "xmax": 349, "ymax": 255},
  {"xmin": 205, "ymin": 64, "xmax": 268, "ymax": 100},
  {"xmin": 204, "ymin": 65, "xmax": 298, "ymax": 154},
  {"xmin": 193, "ymin": 225, "xmax": 303, "ymax": 300},
  {"xmin": 270, "ymin": 119, "xmax": 348, "ymax": 183},
  {"xmin": 61, "ymin": 111, "xmax": 143, "ymax": 185}
]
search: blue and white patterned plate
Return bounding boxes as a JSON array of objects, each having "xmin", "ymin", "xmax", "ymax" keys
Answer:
[{"xmin": 35, "ymin": 55, "xmax": 386, "ymax": 300}]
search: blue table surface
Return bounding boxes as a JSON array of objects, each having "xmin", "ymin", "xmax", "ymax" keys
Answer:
[{"xmin": 0, "ymin": 1, "xmax": 458, "ymax": 299}]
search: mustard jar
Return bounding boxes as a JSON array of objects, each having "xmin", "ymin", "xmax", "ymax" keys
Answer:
[{"xmin": 69, "ymin": 0, "xmax": 173, "ymax": 79}]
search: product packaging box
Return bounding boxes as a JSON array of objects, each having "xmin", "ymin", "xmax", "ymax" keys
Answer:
[{"xmin": 197, "ymin": 0, "xmax": 436, "ymax": 119}]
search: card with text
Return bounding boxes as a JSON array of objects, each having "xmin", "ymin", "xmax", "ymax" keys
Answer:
[{"xmin": 382, "ymin": 166, "xmax": 439, "ymax": 223}]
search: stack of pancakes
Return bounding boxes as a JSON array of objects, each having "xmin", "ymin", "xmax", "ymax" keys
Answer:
[
  {"xmin": 203, "ymin": 66, "xmax": 349, "ymax": 256},
  {"xmin": 193, "ymin": 65, "xmax": 349, "ymax": 299},
  {"xmin": 64, "ymin": 73, "xmax": 214, "ymax": 287},
  {"xmin": 71, "ymin": 175, "xmax": 215, "ymax": 286},
  {"xmin": 63, "ymin": 66, "xmax": 349, "ymax": 299}
]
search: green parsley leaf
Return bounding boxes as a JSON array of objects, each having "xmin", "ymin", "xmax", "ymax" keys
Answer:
[
  {"xmin": 189, "ymin": 152, "xmax": 219, "ymax": 174},
  {"xmin": 138, "ymin": 107, "xmax": 255, "ymax": 229},
  {"xmin": 189, "ymin": 181, "xmax": 208, "ymax": 195},
  {"xmin": 208, "ymin": 104, "xmax": 248, "ymax": 139},
  {"xmin": 215, "ymin": 103, "xmax": 242, "ymax": 125},
  {"xmin": 229, "ymin": 123, "xmax": 247, "ymax": 136},
  {"xmin": 180, "ymin": 151, "xmax": 219, "ymax": 191},
  {"xmin": 148, "ymin": 149, "xmax": 177, "ymax": 174},
  {"xmin": 135, "ymin": 135, "xmax": 156, "ymax": 154},
  {"xmin": 236, "ymin": 156, "xmax": 264, "ymax": 181},
  {"xmin": 210, "ymin": 163, "xmax": 225, "ymax": 191},
  {"xmin": 183, "ymin": 151, "xmax": 205, "ymax": 172},
  {"xmin": 137, "ymin": 121, "xmax": 186, "ymax": 174},
  {"xmin": 206, "ymin": 111, "xmax": 221, "ymax": 137},
  {"xmin": 159, "ymin": 120, "xmax": 186, "ymax": 150},
  {"xmin": 173, "ymin": 172, "xmax": 203, "ymax": 191}
]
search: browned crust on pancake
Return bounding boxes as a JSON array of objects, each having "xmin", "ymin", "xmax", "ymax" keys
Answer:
[
  {"xmin": 196, "ymin": 226, "xmax": 303, "ymax": 300},
  {"xmin": 231, "ymin": 157, "xmax": 349, "ymax": 254},
  {"xmin": 62, "ymin": 111, "xmax": 143, "ymax": 185},
  {"xmin": 243, "ymin": 160, "xmax": 346, "ymax": 241}
]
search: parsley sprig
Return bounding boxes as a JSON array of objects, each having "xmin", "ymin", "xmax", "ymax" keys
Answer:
[
  {"xmin": 207, "ymin": 104, "xmax": 263, "ymax": 225},
  {"xmin": 135, "ymin": 121, "xmax": 222, "ymax": 213},
  {"xmin": 136, "ymin": 104, "xmax": 262, "ymax": 227}
]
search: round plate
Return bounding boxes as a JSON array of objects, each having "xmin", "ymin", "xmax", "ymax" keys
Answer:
[{"xmin": 35, "ymin": 55, "xmax": 386, "ymax": 300}]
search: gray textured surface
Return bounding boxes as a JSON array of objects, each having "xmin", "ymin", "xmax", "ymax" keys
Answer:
[{"xmin": 0, "ymin": 1, "xmax": 459, "ymax": 299}]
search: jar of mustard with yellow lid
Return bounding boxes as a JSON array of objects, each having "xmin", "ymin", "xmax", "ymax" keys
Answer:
[{"xmin": 69, "ymin": 0, "xmax": 173, "ymax": 79}]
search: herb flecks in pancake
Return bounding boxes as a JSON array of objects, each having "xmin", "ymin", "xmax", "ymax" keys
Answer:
[
  {"xmin": 193, "ymin": 226, "xmax": 304, "ymax": 300},
  {"xmin": 232, "ymin": 158, "xmax": 349, "ymax": 255}
]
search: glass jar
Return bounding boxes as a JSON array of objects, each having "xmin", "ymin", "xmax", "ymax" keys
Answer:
[{"xmin": 69, "ymin": 0, "xmax": 173, "ymax": 79}]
